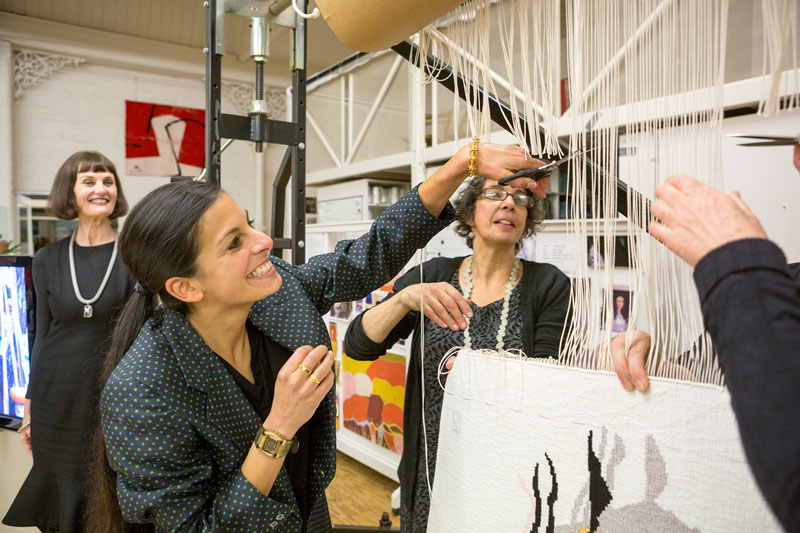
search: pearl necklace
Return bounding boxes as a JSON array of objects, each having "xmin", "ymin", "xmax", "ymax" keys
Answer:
[
  {"xmin": 461, "ymin": 256, "xmax": 520, "ymax": 351},
  {"xmin": 69, "ymin": 231, "xmax": 118, "ymax": 318}
]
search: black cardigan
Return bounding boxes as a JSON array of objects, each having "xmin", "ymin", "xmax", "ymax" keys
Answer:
[{"xmin": 344, "ymin": 255, "xmax": 570, "ymax": 515}]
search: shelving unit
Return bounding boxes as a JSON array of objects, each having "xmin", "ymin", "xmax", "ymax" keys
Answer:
[
  {"xmin": 306, "ymin": 220, "xmax": 413, "ymax": 482},
  {"xmin": 316, "ymin": 178, "xmax": 411, "ymax": 224}
]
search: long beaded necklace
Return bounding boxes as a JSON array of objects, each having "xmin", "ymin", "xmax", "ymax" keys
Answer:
[
  {"xmin": 461, "ymin": 255, "xmax": 521, "ymax": 351},
  {"xmin": 69, "ymin": 231, "xmax": 118, "ymax": 318}
]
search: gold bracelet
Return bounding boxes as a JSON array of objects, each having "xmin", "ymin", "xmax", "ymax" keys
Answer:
[{"xmin": 468, "ymin": 136, "xmax": 479, "ymax": 178}]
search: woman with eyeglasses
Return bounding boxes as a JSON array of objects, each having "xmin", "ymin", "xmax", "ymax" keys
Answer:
[
  {"xmin": 344, "ymin": 173, "xmax": 570, "ymax": 531},
  {"xmin": 84, "ymin": 143, "xmax": 544, "ymax": 532}
]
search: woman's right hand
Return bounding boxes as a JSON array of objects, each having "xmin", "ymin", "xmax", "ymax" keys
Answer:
[
  {"xmin": 265, "ymin": 345, "xmax": 334, "ymax": 437},
  {"xmin": 19, "ymin": 399, "xmax": 31, "ymax": 455},
  {"xmin": 399, "ymin": 282, "xmax": 473, "ymax": 331},
  {"xmin": 419, "ymin": 143, "xmax": 547, "ymax": 217},
  {"xmin": 473, "ymin": 143, "xmax": 549, "ymax": 199}
]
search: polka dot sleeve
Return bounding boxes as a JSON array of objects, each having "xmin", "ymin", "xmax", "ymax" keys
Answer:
[
  {"xmin": 101, "ymin": 373, "xmax": 301, "ymax": 532},
  {"xmin": 292, "ymin": 184, "xmax": 456, "ymax": 313}
]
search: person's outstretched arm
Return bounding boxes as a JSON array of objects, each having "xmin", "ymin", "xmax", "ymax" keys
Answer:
[
  {"xmin": 286, "ymin": 144, "xmax": 544, "ymax": 315},
  {"xmin": 417, "ymin": 144, "xmax": 546, "ymax": 217},
  {"xmin": 650, "ymin": 174, "xmax": 800, "ymax": 531}
]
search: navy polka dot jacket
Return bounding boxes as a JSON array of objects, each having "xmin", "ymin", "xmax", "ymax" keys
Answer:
[{"xmin": 100, "ymin": 186, "xmax": 454, "ymax": 532}]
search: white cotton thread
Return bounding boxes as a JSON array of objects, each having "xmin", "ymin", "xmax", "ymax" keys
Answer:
[
  {"xmin": 405, "ymin": 3, "xmax": 762, "ymax": 514},
  {"xmin": 759, "ymin": 0, "xmax": 799, "ymax": 116},
  {"xmin": 556, "ymin": 0, "xmax": 728, "ymax": 386},
  {"xmin": 416, "ymin": 245, "xmax": 435, "ymax": 503}
]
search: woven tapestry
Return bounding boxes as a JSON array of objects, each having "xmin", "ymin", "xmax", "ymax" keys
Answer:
[{"xmin": 427, "ymin": 350, "xmax": 781, "ymax": 532}]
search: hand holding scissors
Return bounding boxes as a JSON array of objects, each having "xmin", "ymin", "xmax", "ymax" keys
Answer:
[{"xmin": 498, "ymin": 148, "xmax": 596, "ymax": 186}]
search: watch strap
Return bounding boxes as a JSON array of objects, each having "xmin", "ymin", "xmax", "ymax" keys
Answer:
[{"xmin": 253, "ymin": 427, "xmax": 299, "ymax": 458}]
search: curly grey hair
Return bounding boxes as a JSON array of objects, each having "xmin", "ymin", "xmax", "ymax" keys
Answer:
[{"xmin": 453, "ymin": 176, "xmax": 546, "ymax": 251}]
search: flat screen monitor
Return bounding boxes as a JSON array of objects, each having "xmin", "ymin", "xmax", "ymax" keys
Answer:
[{"xmin": 0, "ymin": 255, "xmax": 35, "ymax": 429}]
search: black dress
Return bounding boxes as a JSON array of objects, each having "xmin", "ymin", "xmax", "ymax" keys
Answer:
[
  {"xmin": 3, "ymin": 236, "xmax": 132, "ymax": 532},
  {"xmin": 692, "ymin": 239, "xmax": 800, "ymax": 532}
]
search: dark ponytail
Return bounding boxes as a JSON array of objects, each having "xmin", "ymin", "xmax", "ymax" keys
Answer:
[{"xmin": 86, "ymin": 181, "xmax": 220, "ymax": 532}]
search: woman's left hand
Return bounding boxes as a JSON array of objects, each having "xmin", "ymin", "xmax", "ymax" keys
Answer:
[
  {"xmin": 475, "ymin": 143, "xmax": 549, "ymax": 199},
  {"xmin": 597, "ymin": 330, "xmax": 652, "ymax": 391}
]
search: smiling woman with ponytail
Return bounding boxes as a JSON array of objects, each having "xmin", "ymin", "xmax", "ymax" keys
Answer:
[
  {"xmin": 85, "ymin": 144, "xmax": 541, "ymax": 532},
  {"xmin": 87, "ymin": 181, "xmax": 217, "ymax": 533}
]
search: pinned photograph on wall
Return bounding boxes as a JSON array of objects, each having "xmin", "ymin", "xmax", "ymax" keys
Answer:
[
  {"xmin": 0, "ymin": 256, "xmax": 34, "ymax": 425},
  {"xmin": 587, "ymin": 236, "xmax": 606, "ymax": 267},
  {"xmin": 587, "ymin": 236, "xmax": 632, "ymax": 267},
  {"xmin": 598, "ymin": 286, "xmax": 633, "ymax": 333},
  {"xmin": 354, "ymin": 299, "xmax": 365, "ymax": 315},
  {"xmin": 331, "ymin": 301, "xmax": 354, "ymax": 321},
  {"xmin": 609, "ymin": 287, "xmax": 632, "ymax": 333}
]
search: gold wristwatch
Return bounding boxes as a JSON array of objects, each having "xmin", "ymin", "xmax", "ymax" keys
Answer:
[{"xmin": 253, "ymin": 427, "xmax": 299, "ymax": 458}]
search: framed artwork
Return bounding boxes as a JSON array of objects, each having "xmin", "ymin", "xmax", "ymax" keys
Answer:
[
  {"xmin": 600, "ymin": 286, "xmax": 633, "ymax": 333},
  {"xmin": 587, "ymin": 235, "xmax": 632, "ymax": 268},
  {"xmin": 125, "ymin": 100, "xmax": 205, "ymax": 177},
  {"xmin": 340, "ymin": 352, "xmax": 406, "ymax": 454}
]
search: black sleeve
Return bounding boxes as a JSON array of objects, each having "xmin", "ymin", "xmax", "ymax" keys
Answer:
[
  {"xmin": 26, "ymin": 248, "xmax": 53, "ymax": 400},
  {"xmin": 344, "ymin": 266, "xmax": 423, "ymax": 361},
  {"xmin": 693, "ymin": 238, "xmax": 800, "ymax": 532},
  {"xmin": 531, "ymin": 265, "xmax": 571, "ymax": 358}
]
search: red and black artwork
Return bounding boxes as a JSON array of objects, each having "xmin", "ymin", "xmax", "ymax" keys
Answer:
[{"xmin": 125, "ymin": 100, "xmax": 205, "ymax": 178}]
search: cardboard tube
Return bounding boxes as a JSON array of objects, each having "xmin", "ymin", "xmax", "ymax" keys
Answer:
[{"xmin": 316, "ymin": 0, "xmax": 463, "ymax": 52}]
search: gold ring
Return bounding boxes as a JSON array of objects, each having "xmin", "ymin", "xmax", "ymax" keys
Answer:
[
  {"xmin": 309, "ymin": 373, "xmax": 321, "ymax": 385},
  {"xmin": 298, "ymin": 363, "xmax": 313, "ymax": 375}
]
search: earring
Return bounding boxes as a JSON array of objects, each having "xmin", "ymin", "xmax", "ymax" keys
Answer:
[{"xmin": 467, "ymin": 231, "xmax": 474, "ymax": 239}]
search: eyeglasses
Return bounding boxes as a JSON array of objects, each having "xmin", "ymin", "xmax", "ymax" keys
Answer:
[{"xmin": 481, "ymin": 186, "xmax": 535, "ymax": 208}]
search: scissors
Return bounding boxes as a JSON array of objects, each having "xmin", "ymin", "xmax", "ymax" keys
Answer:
[
  {"xmin": 498, "ymin": 148, "xmax": 596, "ymax": 185},
  {"xmin": 728, "ymin": 133, "xmax": 800, "ymax": 146}
]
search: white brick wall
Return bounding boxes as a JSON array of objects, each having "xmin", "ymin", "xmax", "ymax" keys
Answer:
[
  {"xmin": 11, "ymin": 60, "xmax": 283, "ymax": 234},
  {"xmin": 0, "ymin": 42, "xmax": 13, "ymax": 240}
]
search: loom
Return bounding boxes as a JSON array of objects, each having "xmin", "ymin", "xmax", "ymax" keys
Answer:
[
  {"xmin": 199, "ymin": 0, "xmax": 310, "ymax": 262},
  {"xmin": 304, "ymin": 1, "xmax": 798, "ymax": 530}
]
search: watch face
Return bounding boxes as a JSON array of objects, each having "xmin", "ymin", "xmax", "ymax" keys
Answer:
[{"xmin": 264, "ymin": 436, "xmax": 279, "ymax": 453}]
